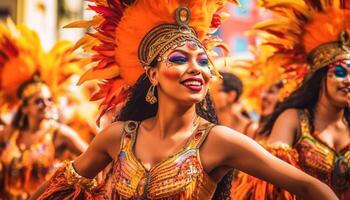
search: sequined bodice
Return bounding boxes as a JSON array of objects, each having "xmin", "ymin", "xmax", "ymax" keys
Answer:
[
  {"xmin": 0, "ymin": 128, "xmax": 56, "ymax": 198},
  {"xmin": 110, "ymin": 121, "xmax": 217, "ymax": 200},
  {"xmin": 295, "ymin": 110, "xmax": 350, "ymax": 195}
]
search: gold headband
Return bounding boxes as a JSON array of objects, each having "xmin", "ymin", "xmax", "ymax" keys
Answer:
[
  {"xmin": 308, "ymin": 30, "xmax": 350, "ymax": 71},
  {"xmin": 138, "ymin": 6, "xmax": 203, "ymax": 66},
  {"xmin": 21, "ymin": 82, "xmax": 49, "ymax": 99}
]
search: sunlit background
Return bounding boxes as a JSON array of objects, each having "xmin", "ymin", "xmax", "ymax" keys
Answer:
[{"xmin": 0, "ymin": 0, "xmax": 266, "ymax": 56}]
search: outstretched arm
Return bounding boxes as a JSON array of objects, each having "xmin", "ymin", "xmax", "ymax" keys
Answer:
[
  {"xmin": 208, "ymin": 125, "xmax": 337, "ymax": 200},
  {"xmin": 30, "ymin": 121, "xmax": 125, "ymax": 199},
  {"xmin": 56, "ymin": 124, "xmax": 88, "ymax": 155}
]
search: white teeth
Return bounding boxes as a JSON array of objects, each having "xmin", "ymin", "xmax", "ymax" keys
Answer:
[{"xmin": 183, "ymin": 81, "xmax": 202, "ymax": 86}]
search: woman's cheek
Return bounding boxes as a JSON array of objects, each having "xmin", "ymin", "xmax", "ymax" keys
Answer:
[
  {"xmin": 202, "ymin": 67, "xmax": 212, "ymax": 82},
  {"xmin": 162, "ymin": 68, "xmax": 182, "ymax": 80}
]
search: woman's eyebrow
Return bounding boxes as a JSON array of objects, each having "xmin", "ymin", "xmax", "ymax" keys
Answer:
[
  {"xmin": 169, "ymin": 49, "xmax": 188, "ymax": 56},
  {"xmin": 197, "ymin": 52, "xmax": 208, "ymax": 57}
]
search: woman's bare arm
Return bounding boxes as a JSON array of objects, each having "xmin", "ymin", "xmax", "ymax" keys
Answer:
[
  {"xmin": 267, "ymin": 108, "xmax": 299, "ymax": 145},
  {"xmin": 207, "ymin": 124, "xmax": 337, "ymax": 200},
  {"xmin": 56, "ymin": 124, "xmax": 88, "ymax": 155},
  {"xmin": 73, "ymin": 121, "xmax": 124, "ymax": 178}
]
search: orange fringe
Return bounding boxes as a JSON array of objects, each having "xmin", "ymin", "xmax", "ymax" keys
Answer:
[
  {"xmin": 231, "ymin": 144, "xmax": 299, "ymax": 200},
  {"xmin": 37, "ymin": 166, "xmax": 105, "ymax": 200}
]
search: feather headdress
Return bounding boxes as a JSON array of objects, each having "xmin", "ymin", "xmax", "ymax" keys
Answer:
[
  {"xmin": 253, "ymin": 0, "xmax": 350, "ymax": 95},
  {"xmin": 0, "ymin": 19, "xmax": 85, "ymax": 109},
  {"xmin": 69, "ymin": 0, "xmax": 240, "ymax": 124}
]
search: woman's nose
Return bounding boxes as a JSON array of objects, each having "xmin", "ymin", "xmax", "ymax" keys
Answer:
[{"xmin": 187, "ymin": 60, "xmax": 201, "ymax": 75}]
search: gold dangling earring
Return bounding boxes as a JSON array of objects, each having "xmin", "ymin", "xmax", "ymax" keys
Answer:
[
  {"xmin": 18, "ymin": 113, "xmax": 26, "ymax": 129},
  {"xmin": 200, "ymin": 90, "xmax": 210, "ymax": 111},
  {"xmin": 200, "ymin": 97, "xmax": 208, "ymax": 111},
  {"xmin": 146, "ymin": 85, "xmax": 157, "ymax": 104}
]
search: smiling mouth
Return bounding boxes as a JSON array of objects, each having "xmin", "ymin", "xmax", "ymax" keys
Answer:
[
  {"xmin": 181, "ymin": 78, "xmax": 203, "ymax": 92},
  {"xmin": 339, "ymin": 87, "xmax": 350, "ymax": 93}
]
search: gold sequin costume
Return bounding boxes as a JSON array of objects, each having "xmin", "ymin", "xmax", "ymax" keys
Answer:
[
  {"xmin": 232, "ymin": 0, "xmax": 350, "ymax": 199},
  {"xmin": 0, "ymin": 126, "xmax": 56, "ymax": 199},
  {"xmin": 232, "ymin": 109, "xmax": 350, "ymax": 200},
  {"xmin": 38, "ymin": 121, "xmax": 217, "ymax": 200},
  {"xmin": 110, "ymin": 121, "xmax": 216, "ymax": 199},
  {"xmin": 295, "ymin": 110, "xmax": 350, "ymax": 198},
  {"xmin": 232, "ymin": 114, "xmax": 350, "ymax": 200},
  {"xmin": 0, "ymin": 19, "xmax": 86, "ymax": 200}
]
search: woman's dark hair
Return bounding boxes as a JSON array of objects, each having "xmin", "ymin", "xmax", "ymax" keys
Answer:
[
  {"xmin": 221, "ymin": 72, "xmax": 243, "ymax": 102},
  {"xmin": 260, "ymin": 66, "xmax": 350, "ymax": 136},
  {"xmin": 116, "ymin": 64, "xmax": 233, "ymax": 199},
  {"xmin": 11, "ymin": 77, "xmax": 47, "ymax": 130}
]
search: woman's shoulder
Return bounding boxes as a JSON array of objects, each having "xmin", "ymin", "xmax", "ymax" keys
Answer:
[
  {"xmin": 267, "ymin": 108, "xmax": 300, "ymax": 145},
  {"xmin": 98, "ymin": 120, "xmax": 127, "ymax": 141},
  {"xmin": 95, "ymin": 121, "xmax": 129, "ymax": 158},
  {"xmin": 205, "ymin": 124, "xmax": 246, "ymax": 145},
  {"xmin": 274, "ymin": 108, "xmax": 300, "ymax": 128}
]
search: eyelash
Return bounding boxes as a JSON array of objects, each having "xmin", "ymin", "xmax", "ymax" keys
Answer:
[
  {"xmin": 198, "ymin": 58, "xmax": 209, "ymax": 66},
  {"xmin": 168, "ymin": 56, "xmax": 187, "ymax": 64},
  {"xmin": 168, "ymin": 55, "xmax": 209, "ymax": 67}
]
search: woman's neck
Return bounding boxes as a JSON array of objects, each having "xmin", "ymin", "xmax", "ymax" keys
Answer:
[
  {"xmin": 27, "ymin": 117, "xmax": 42, "ymax": 133},
  {"xmin": 314, "ymin": 93, "xmax": 344, "ymax": 130},
  {"xmin": 152, "ymin": 96, "xmax": 199, "ymax": 139}
]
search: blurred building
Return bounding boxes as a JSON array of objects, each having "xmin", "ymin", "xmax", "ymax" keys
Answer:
[
  {"xmin": 0, "ymin": 0, "xmax": 88, "ymax": 50},
  {"xmin": 220, "ymin": 0, "xmax": 268, "ymax": 58}
]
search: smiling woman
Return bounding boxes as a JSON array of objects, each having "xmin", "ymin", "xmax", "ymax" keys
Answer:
[
  {"xmin": 232, "ymin": 1, "xmax": 350, "ymax": 200},
  {"xmin": 30, "ymin": 0, "xmax": 338, "ymax": 200},
  {"xmin": 0, "ymin": 20, "xmax": 88, "ymax": 199}
]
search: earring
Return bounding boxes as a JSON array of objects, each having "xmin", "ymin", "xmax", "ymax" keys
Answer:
[
  {"xmin": 146, "ymin": 85, "xmax": 157, "ymax": 104},
  {"xmin": 18, "ymin": 114, "xmax": 26, "ymax": 129},
  {"xmin": 200, "ymin": 98, "xmax": 208, "ymax": 111}
]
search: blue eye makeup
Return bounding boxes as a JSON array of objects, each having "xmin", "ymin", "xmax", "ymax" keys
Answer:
[
  {"xmin": 334, "ymin": 65, "xmax": 348, "ymax": 78},
  {"xmin": 198, "ymin": 58, "xmax": 209, "ymax": 67},
  {"xmin": 168, "ymin": 52, "xmax": 188, "ymax": 64}
]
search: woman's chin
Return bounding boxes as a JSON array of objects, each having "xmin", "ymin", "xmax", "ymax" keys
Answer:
[{"xmin": 179, "ymin": 97, "xmax": 204, "ymax": 106}]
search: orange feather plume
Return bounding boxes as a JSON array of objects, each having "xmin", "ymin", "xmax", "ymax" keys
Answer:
[
  {"xmin": 0, "ymin": 19, "xmax": 84, "ymax": 109},
  {"xmin": 252, "ymin": 0, "xmax": 350, "ymax": 96},
  {"xmin": 70, "ymin": 0, "xmax": 240, "ymax": 125}
]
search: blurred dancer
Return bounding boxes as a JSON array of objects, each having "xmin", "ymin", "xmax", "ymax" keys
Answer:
[
  {"xmin": 212, "ymin": 72, "xmax": 257, "ymax": 136},
  {"xmin": 32, "ymin": 1, "xmax": 336, "ymax": 200},
  {"xmin": 233, "ymin": 1, "xmax": 350, "ymax": 199},
  {"xmin": 0, "ymin": 20, "xmax": 87, "ymax": 199}
]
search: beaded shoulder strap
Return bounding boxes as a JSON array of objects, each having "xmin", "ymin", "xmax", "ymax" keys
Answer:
[
  {"xmin": 187, "ymin": 123, "xmax": 216, "ymax": 149},
  {"xmin": 297, "ymin": 109, "xmax": 312, "ymax": 137},
  {"xmin": 120, "ymin": 121, "xmax": 139, "ymax": 151}
]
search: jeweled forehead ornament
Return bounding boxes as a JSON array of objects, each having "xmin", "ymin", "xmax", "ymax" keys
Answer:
[{"xmin": 138, "ymin": 6, "xmax": 203, "ymax": 67}]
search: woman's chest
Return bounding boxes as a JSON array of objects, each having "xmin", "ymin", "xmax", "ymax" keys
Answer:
[
  {"xmin": 296, "ymin": 135, "xmax": 350, "ymax": 190},
  {"xmin": 1, "ymin": 136, "xmax": 55, "ymax": 167},
  {"xmin": 111, "ymin": 148, "xmax": 211, "ymax": 199}
]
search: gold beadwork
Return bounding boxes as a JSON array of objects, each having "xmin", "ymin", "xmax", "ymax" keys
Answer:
[
  {"xmin": 138, "ymin": 6, "xmax": 203, "ymax": 67},
  {"xmin": 112, "ymin": 121, "xmax": 217, "ymax": 199},
  {"xmin": 64, "ymin": 161, "xmax": 98, "ymax": 190},
  {"xmin": 308, "ymin": 30, "xmax": 350, "ymax": 71}
]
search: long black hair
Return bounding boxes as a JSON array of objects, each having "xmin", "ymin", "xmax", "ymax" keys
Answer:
[
  {"xmin": 260, "ymin": 67, "xmax": 350, "ymax": 136},
  {"xmin": 116, "ymin": 64, "xmax": 233, "ymax": 199}
]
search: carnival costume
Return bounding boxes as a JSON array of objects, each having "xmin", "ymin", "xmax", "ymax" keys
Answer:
[
  {"xmin": 232, "ymin": 0, "xmax": 350, "ymax": 199},
  {"xmin": 36, "ymin": 0, "xmax": 242, "ymax": 199},
  {"xmin": 0, "ymin": 19, "xmax": 85, "ymax": 199}
]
